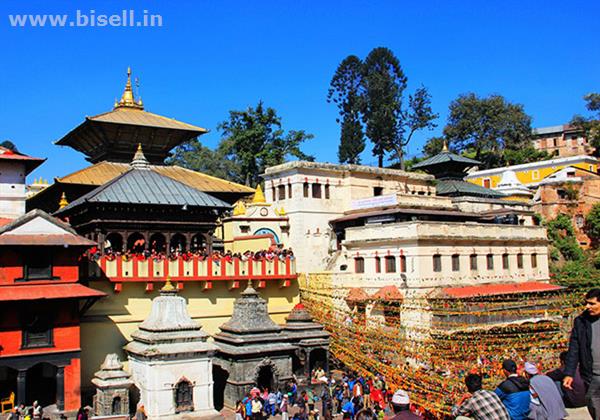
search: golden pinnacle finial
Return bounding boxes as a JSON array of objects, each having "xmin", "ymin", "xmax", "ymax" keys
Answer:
[
  {"xmin": 161, "ymin": 277, "xmax": 176, "ymax": 292},
  {"xmin": 137, "ymin": 143, "xmax": 143, "ymax": 152},
  {"xmin": 252, "ymin": 184, "xmax": 266, "ymax": 204},
  {"xmin": 58, "ymin": 192, "xmax": 69, "ymax": 209},
  {"xmin": 115, "ymin": 67, "xmax": 144, "ymax": 110},
  {"xmin": 233, "ymin": 200, "xmax": 247, "ymax": 216},
  {"xmin": 442, "ymin": 140, "xmax": 449, "ymax": 152}
]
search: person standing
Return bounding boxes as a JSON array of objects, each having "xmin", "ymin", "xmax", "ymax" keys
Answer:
[
  {"xmin": 280, "ymin": 394, "xmax": 289, "ymax": 420},
  {"xmin": 563, "ymin": 288, "xmax": 600, "ymax": 420},
  {"xmin": 494, "ymin": 359, "xmax": 530, "ymax": 420}
]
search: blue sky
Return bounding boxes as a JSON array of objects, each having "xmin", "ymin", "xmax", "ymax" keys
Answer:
[{"xmin": 1, "ymin": 0, "xmax": 599, "ymax": 183}]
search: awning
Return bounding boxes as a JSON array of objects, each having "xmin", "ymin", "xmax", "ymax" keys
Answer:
[
  {"xmin": 0, "ymin": 234, "xmax": 96, "ymax": 246},
  {"xmin": 437, "ymin": 281, "xmax": 564, "ymax": 299},
  {"xmin": 346, "ymin": 287, "xmax": 370, "ymax": 302},
  {"xmin": 371, "ymin": 285, "xmax": 403, "ymax": 301},
  {"xmin": 0, "ymin": 283, "xmax": 106, "ymax": 302}
]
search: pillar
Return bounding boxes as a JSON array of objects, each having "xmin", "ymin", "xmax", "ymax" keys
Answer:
[
  {"xmin": 17, "ymin": 370, "xmax": 26, "ymax": 405},
  {"xmin": 56, "ymin": 366, "xmax": 65, "ymax": 411}
]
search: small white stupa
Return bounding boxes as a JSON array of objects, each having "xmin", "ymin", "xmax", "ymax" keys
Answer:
[
  {"xmin": 494, "ymin": 170, "xmax": 533, "ymax": 201},
  {"xmin": 124, "ymin": 279, "xmax": 218, "ymax": 419}
]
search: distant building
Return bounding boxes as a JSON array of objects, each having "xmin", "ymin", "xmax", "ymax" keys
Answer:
[
  {"xmin": 532, "ymin": 124, "xmax": 593, "ymax": 157},
  {"xmin": 532, "ymin": 165, "xmax": 600, "ymax": 248},
  {"xmin": 0, "ymin": 146, "xmax": 44, "ymax": 221},
  {"xmin": 466, "ymin": 154, "xmax": 599, "ymax": 189}
]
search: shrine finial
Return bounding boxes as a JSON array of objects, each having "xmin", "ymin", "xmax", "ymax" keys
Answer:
[
  {"xmin": 114, "ymin": 67, "xmax": 144, "ymax": 110},
  {"xmin": 252, "ymin": 185, "xmax": 266, "ymax": 204},
  {"xmin": 58, "ymin": 192, "xmax": 69, "ymax": 209},
  {"xmin": 442, "ymin": 139, "xmax": 449, "ymax": 152}
]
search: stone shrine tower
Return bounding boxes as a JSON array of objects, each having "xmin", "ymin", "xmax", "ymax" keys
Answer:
[
  {"xmin": 91, "ymin": 354, "xmax": 133, "ymax": 416},
  {"xmin": 283, "ymin": 303, "xmax": 330, "ymax": 382},
  {"xmin": 124, "ymin": 280, "xmax": 218, "ymax": 419},
  {"xmin": 213, "ymin": 284, "xmax": 295, "ymax": 408}
]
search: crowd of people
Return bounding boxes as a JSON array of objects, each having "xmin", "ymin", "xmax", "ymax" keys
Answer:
[{"xmin": 89, "ymin": 243, "xmax": 295, "ymax": 264}]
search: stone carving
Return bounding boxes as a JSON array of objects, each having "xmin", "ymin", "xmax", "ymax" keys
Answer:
[{"xmin": 91, "ymin": 354, "xmax": 133, "ymax": 416}]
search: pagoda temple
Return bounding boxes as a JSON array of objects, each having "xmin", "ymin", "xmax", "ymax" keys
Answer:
[{"xmin": 28, "ymin": 68, "xmax": 253, "ymax": 214}]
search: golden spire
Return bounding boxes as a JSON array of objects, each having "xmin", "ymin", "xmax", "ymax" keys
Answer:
[
  {"xmin": 58, "ymin": 192, "xmax": 69, "ymax": 209},
  {"xmin": 114, "ymin": 67, "xmax": 144, "ymax": 110},
  {"xmin": 252, "ymin": 184, "xmax": 266, "ymax": 204},
  {"xmin": 442, "ymin": 140, "xmax": 449, "ymax": 152},
  {"xmin": 161, "ymin": 277, "xmax": 176, "ymax": 293},
  {"xmin": 131, "ymin": 143, "xmax": 150, "ymax": 169},
  {"xmin": 233, "ymin": 200, "xmax": 247, "ymax": 216}
]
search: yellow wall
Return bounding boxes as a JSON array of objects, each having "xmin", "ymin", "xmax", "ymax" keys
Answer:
[
  {"xmin": 468, "ymin": 161, "xmax": 598, "ymax": 188},
  {"xmin": 80, "ymin": 279, "xmax": 299, "ymax": 399}
]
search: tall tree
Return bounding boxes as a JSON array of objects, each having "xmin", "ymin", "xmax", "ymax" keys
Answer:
[
  {"xmin": 217, "ymin": 101, "xmax": 314, "ymax": 186},
  {"xmin": 167, "ymin": 139, "xmax": 237, "ymax": 181},
  {"xmin": 327, "ymin": 55, "xmax": 365, "ymax": 164},
  {"xmin": 571, "ymin": 92, "xmax": 600, "ymax": 155},
  {"xmin": 361, "ymin": 47, "xmax": 407, "ymax": 168},
  {"xmin": 443, "ymin": 93, "xmax": 532, "ymax": 168},
  {"xmin": 423, "ymin": 136, "xmax": 450, "ymax": 157}
]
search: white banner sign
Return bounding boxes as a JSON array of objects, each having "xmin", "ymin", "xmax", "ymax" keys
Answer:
[{"xmin": 351, "ymin": 194, "xmax": 397, "ymax": 210}]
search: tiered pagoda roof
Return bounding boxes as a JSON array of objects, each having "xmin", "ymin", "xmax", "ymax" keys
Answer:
[
  {"xmin": 214, "ymin": 285, "xmax": 295, "ymax": 356},
  {"xmin": 412, "ymin": 142, "xmax": 504, "ymax": 199},
  {"xmin": 124, "ymin": 280, "xmax": 215, "ymax": 359},
  {"xmin": 283, "ymin": 303, "xmax": 329, "ymax": 346},
  {"xmin": 55, "ymin": 146, "xmax": 231, "ymax": 215},
  {"xmin": 55, "ymin": 68, "xmax": 208, "ymax": 164}
]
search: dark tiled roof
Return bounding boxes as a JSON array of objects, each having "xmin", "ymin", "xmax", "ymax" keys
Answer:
[
  {"xmin": 412, "ymin": 151, "xmax": 481, "ymax": 170},
  {"xmin": 436, "ymin": 179, "xmax": 505, "ymax": 198},
  {"xmin": 56, "ymin": 167, "xmax": 231, "ymax": 213}
]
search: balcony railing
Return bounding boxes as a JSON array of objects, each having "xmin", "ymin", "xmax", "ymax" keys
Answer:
[{"xmin": 87, "ymin": 255, "xmax": 297, "ymax": 292}]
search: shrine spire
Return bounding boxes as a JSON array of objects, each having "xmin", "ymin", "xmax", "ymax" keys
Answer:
[{"xmin": 114, "ymin": 67, "xmax": 144, "ymax": 110}]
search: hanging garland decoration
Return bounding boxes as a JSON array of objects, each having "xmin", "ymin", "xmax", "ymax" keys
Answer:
[{"xmin": 299, "ymin": 284, "xmax": 585, "ymax": 419}]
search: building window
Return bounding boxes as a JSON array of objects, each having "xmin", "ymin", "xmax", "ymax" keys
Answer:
[
  {"xmin": 502, "ymin": 253, "xmax": 509, "ymax": 270},
  {"xmin": 325, "ymin": 184, "xmax": 330, "ymax": 199},
  {"xmin": 277, "ymin": 185, "xmax": 286, "ymax": 201},
  {"xmin": 486, "ymin": 254, "xmax": 494, "ymax": 270},
  {"xmin": 312, "ymin": 183, "xmax": 322, "ymax": 198},
  {"xmin": 433, "ymin": 254, "xmax": 442, "ymax": 272},
  {"xmin": 374, "ymin": 187, "xmax": 383, "ymax": 196},
  {"xmin": 375, "ymin": 256, "xmax": 381, "ymax": 273},
  {"xmin": 354, "ymin": 257, "xmax": 365, "ymax": 273},
  {"xmin": 517, "ymin": 253, "xmax": 523, "ymax": 269},
  {"xmin": 23, "ymin": 251, "xmax": 53, "ymax": 281},
  {"xmin": 470, "ymin": 254, "xmax": 478, "ymax": 271},
  {"xmin": 303, "ymin": 182, "xmax": 309, "ymax": 197},
  {"xmin": 483, "ymin": 178, "xmax": 491, "ymax": 188},
  {"xmin": 385, "ymin": 256, "xmax": 396, "ymax": 273},
  {"xmin": 272, "ymin": 187, "xmax": 276, "ymax": 200},
  {"xmin": 399, "ymin": 255, "xmax": 406, "ymax": 273},
  {"xmin": 21, "ymin": 313, "xmax": 54, "ymax": 349},
  {"xmin": 288, "ymin": 183, "xmax": 292, "ymax": 198},
  {"xmin": 451, "ymin": 254, "xmax": 460, "ymax": 272},
  {"xmin": 531, "ymin": 253, "xmax": 538, "ymax": 269},
  {"xmin": 532, "ymin": 170, "xmax": 540, "ymax": 180}
]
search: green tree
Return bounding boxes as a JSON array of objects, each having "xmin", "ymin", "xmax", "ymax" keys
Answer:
[
  {"xmin": 443, "ymin": 93, "xmax": 532, "ymax": 168},
  {"xmin": 167, "ymin": 139, "xmax": 238, "ymax": 181},
  {"xmin": 546, "ymin": 214, "xmax": 584, "ymax": 261},
  {"xmin": 217, "ymin": 101, "xmax": 314, "ymax": 186},
  {"xmin": 1, "ymin": 140, "xmax": 18, "ymax": 152},
  {"xmin": 361, "ymin": 47, "xmax": 407, "ymax": 168},
  {"xmin": 423, "ymin": 136, "xmax": 452, "ymax": 157},
  {"xmin": 502, "ymin": 146, "xmax": 554, "ymax": 165},
  {"xmin": 330, "ymin": 47, "xmax": 437, "ymax": 169},
  {"xmin": 585, "ymin": 202, "xmax": 600, "ymax": 247},
  {"xmin": 571, "ymin": 92, "xmax": 600, "ymax": 155},
  {"xmin": 327, "ymin": 55, "xmax": 365, "ymax": 164}
]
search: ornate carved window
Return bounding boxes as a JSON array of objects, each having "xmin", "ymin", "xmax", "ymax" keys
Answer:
[
  {"xmin": 21, "ymin": 313, "xmax": 54, "ymax": 349},
  {"xmin": 174, "ymin": 380, "xmax": 194, "ymax": 413}
]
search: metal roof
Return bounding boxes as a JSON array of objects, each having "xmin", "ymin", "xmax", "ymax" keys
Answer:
[
  {"xmin": 436, "ymin": 179, "xmax": 505, "ymax": 198},
  {"xmin": 0, "ymin": 283, "xmax": 106, "ymax": 302},
  {"xmin": 411, "ymin": 151, "xmax": 481, "ymax": 170},
  {"xmin": 86, "ymin": 107, "xmax": 208, "ymax": 132},
  {"xmin": 56, "ymin": 167, "xmax": 232, "ymax": 213},
  {"xmin": 57, "ymin": 161, "xmax": 254, "ymax": 193},
  {"xmin": 331, "ymin": 206, "xmax": 481, "ymax": 224}
]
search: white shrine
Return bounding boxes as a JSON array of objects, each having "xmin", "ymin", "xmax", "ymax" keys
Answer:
[{"xmin": 124, "ymin": 280, "xmax": 219, "ymax": 419}]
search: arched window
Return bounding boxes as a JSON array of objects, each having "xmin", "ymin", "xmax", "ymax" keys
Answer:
[
  {"xmin": 127, "ymin": 232, "xmax": 145, "ymax": 254},
  {"xmin": 105, "ymin": 232, "xmax": 123, "ymax": 253},
  {"xmin": 174, "ymin": 380, "xmax": 194, "ymax": 413},
  {"xmin": 312, "ymin": 183, "xmax": 322, "ymax": 198},
  {"xmin": 170, "ymin": 233, "xmax": 187, "ymax": 253},
  {"xmin": 385, "ymin": 256, "xmax": 396, "ymax": 273},
  {"xmin": 149, "ymin": 233, "xmax": 166, "ymax": 253},
  {"xmin": 111, "ymin": 396, "xmax": 121, "ymax": 415},
  {"xmin": 399, "ymin": 255, "xmax": 406, "ymax": 273},
  {"xmin": 374, "ymin": 256, "xmax": 381, "ymax": 273},
  {"xmin": 354, "ymin": 257, "xmax": 364, "ymax": 273}
]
